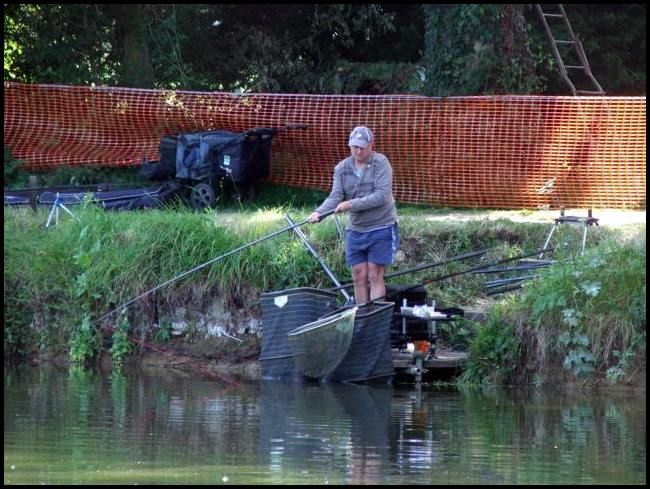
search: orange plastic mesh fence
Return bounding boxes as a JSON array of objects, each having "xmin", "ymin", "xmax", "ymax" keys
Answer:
[{"xmin": 4, "ymin": 82, "xmax": 645, "ymax": 209}]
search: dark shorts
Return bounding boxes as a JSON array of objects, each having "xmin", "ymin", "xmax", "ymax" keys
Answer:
[{"xmin": 345, "ymin": 224, "xmax": 399, "ymax": 267}]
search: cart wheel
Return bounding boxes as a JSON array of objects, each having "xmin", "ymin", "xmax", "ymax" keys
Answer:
[{"xmin": 189, "ymin": 183, "xmax": 216, "ymax": 209}]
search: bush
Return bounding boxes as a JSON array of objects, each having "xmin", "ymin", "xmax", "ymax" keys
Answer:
[
  {"xmin": 460, "ymin": 234, "xmax": 646, "ymax": 385},
  {"xmin": 4, "ymin": 146, "xmax": 30, "ymax": 188}
]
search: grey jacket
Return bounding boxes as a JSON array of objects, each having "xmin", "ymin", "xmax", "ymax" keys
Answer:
[{"xmin": 315, "ymin": 152, "xmax": 398, "ymax": 232}]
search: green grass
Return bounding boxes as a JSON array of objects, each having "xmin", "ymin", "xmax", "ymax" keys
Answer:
[
  {"xmin": 3, "ymin": 178, "xmax": 645, "ymax": 385},
  {"xmin": 459, "ymin": 234, "xmax": 646, "ymax": 386}
]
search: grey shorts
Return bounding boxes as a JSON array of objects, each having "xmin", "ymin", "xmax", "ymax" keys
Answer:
[{"xmin": 345, "ymin": 224, "xmax": 399, "ymax": 267}]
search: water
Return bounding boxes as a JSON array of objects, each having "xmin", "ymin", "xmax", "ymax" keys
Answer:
[{"xmin": 4, "ymin": 365, "xmax": 645, "ymax": 485}]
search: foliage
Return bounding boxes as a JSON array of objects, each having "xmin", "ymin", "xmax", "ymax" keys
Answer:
[
  {"xmin": 325, "ymin": 61, "xmax": 425, "ymax": 95},
  {"xmin": 421, "ymin": 4, "xmax": 550, "ymax": 96},
  {"xmin": 460, "ymin": 235, "xmax": 646, "ymax": 385},
  {"xmin": 4, "ymin": 4, "xmax": 399, "ymax": 93},
  {"xmin": 437, "ymin": 318, "xmax": 475, "ymax": 351},
  {"xmin": 458, "ymin": 308, "xmax": 519, "ymax": 385},
  {"xmin": 4, "ymin": 4, "xmax": 644, "ymax": 95},
  {"xmin": 606, "ymin": 345, "xmax": 642, "ymax": 384},
  {"xmin": 146, "ymin": 5, "xmax": 206, "ymax": 90},
  {"xmin": 529, "ymin": 238, "xmax": 645, "ymax": 379},
  {"xmin": 3, "ymin": 283, "xmax": 35, "ymax": 357},
  {"xmin": 556, "ymin": 4, "xmax": 646, "ymax": 95},
  {"xmin": 72, "ymin": 215, "xmax": 109, "ymax": 310},
  {"xmin": 4, "ymin": 156, "xmax": 153, "ymax": 191},
  {"xmin": 154, "ymin": 320, "xmax": 173, "ymax": 343},
  {"xmin": 110, "ymin": 312, "xmax": 133, "ymax": 368},
  {"xmin": 104, "ymin": 4, "xmax": 154, "ymax": 88},
  {"xmin": 251, "ymin": 183, "xmax": 327, "ymax": 209},
  {"xmin": 202, "ymin": 4, "xmax": 397, "ymax": 93},
  {"xmin": 557, "ymin": 308, "xmax": 596, "ymax": 378},
  {"xmin": 3, "ymin": 4, "xmax": 118, "ymax": 85},
  {"xmin": 4, "ymin": 198, "xmax": 644, "ymax": 383},
  {"xmin": 421, "ymin": 4, "xmax": 646, "ymax": 96},
  {"xmin": 69, "ymin": 313, "xmax": 100, "ymax": 365},
  {"xmin": 3, "ymin": 207, "xmax": 75, "ymax": 358},
  {"xmin": 33, "ymin": 165, "xmax": 152, "ymax": 188},
  {"xmin": 4, "ymin": 146, "xmax": 31, "ymax": 188}
]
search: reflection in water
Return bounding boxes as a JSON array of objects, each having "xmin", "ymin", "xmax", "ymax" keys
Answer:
[
  {"xmin": 3, "ymin": 365, "xmax": 646, "ymax": 485},
  {"xmin": 258, "ymin": 382, "xmax": 392, "ymax": 484}
]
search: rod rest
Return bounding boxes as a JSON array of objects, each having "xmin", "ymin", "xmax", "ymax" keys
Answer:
[{"xmin": 554, "ymin": 208, "xmax": 599, "ymax": 226}]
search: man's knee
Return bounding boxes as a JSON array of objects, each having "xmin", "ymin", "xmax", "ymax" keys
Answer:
[
  {"xmin": 352, "ymin": 264, "xmax": 368, "ymax": 282},
  {"xmin": 367, "ymin": 264, "xmax": 385, "ymax": 283}
]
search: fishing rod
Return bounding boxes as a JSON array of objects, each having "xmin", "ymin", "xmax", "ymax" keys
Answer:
[
  {"xmin": 355, "ymin": 246, "xmax": 555, "ymax": 308},
  {"xmin": 327, "ymin": 248, "xmax": 492, "ymax": 293},
  {"xmin": 94, "ymin": 209, "xmax": 336, "ymax": 325},
  {"xmin": 387, "ymin": 248, "xmax": 492, "ymax": 279},
  {"xmin": 285, "ymin": 214, "xmax": 353, "ymax": 303},
  {"xmin": 471, "ymin": 262, "xmax": 551, "ymax": 274}
]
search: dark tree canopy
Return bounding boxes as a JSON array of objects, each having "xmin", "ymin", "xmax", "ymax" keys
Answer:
[{"xmin": 3, "ymin": 4, "xmax": 645, "ymax": 95}]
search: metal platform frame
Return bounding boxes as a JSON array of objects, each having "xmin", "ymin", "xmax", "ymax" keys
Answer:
[{"xmin": 539, "ymin": 208, "xmax": 599, "ymax": 258}]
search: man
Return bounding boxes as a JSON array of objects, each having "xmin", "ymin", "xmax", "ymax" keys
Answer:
[{"xmin": 309, "ymin": 126, "xmax": 399, "ymax": 304}]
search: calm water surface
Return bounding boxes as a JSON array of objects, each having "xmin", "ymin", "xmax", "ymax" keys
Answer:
[{"xmin": 4, "ymin": 365, "xmax": 645, "ymax": 485}]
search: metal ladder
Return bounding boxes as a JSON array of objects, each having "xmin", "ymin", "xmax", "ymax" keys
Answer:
[{"xmin": 535, "ymin": 4, "xmax": 605, "ymax": 96}]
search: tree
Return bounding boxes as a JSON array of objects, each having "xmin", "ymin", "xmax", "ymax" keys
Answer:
[
  {"xmin": 4, "ymin": 4, "xmax": 645, "ymax": 95},
  {"xmin": 560, "ymin": 4, "xmax": 646, "ymax": 95},
  {"xmin": 103, "ymin": 4, "xmax": 155, "ymax": 88},
  {"xmin": 4, "ymin": 4, "xmax": 117, "ymax": 85},
  {"xmin": 421, "ymin": 4, "xmax": 548, "ymax": 96},
  {"xmin": 189, "ymin": 4, "xmax": 398, "ymax": 93}
]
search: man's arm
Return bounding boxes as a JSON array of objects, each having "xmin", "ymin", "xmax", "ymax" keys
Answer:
[
  {"xmin": 315, "ymin": 164, "xmax": 346, "ymax": 215},
  {"xmin": 349, "ymin": 159, "xmax": 393, "ymax": 212}
]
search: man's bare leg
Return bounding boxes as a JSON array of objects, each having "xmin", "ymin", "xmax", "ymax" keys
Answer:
[
  {"xmin": 351, "ymin": 262, "xmax": 369, "ymax": 304},
  {"xmin": 368, "ymin": 263, "xmax": 386, "ymax": 301}
]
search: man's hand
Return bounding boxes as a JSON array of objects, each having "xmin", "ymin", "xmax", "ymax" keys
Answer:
[
  {"xmin": 335, "ymin": 201, "xmax": 351, "ymax": 213},
  {"xmin": 308, "ymin": 211, "xmax": 321, "ymax": 223}
]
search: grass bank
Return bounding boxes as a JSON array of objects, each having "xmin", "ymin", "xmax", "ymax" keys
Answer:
[{"xmin": 3, "ymin": 181, "xmax": 645, "ymax": 386}]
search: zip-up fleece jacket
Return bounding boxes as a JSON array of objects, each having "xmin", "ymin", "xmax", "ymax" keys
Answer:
[{"xmin": 315, "ymin": 152, "xmax": 398, "ymax": 232}]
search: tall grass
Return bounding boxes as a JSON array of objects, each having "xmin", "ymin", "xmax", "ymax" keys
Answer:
[
  {"xmin": 459, "ymin": 233, "xmax": 646, "ymax": 385},
  {"xmin": 4, "ymin": 203, "xmax": 338, "ymax": 359},
  {"xmin": 4, "ymin": 198, "xmax": 645, "ymax": 385}
]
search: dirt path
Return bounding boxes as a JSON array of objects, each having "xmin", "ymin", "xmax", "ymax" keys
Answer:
[{"xmin": 419, "ymin": 208, "xmax": 645, "ymax": 227}]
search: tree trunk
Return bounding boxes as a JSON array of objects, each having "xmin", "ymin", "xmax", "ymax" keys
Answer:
[{"xmin": 107, "ymin": 4, "xmax": 155, "ymax": 88}]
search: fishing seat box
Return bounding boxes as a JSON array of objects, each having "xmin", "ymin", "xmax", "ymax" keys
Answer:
[{"xmin": 386, "ymin": 284, "xmax": 429, "ymax": 344}]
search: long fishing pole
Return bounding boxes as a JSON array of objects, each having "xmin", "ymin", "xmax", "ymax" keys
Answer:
[
  {"xmin": 285, "ymin": 214, "xmax": 352, "ymax": 303},
  {"xmin": 356, "ymin": 246, "xmax": 555, "ymax": 308},
  {"xmin": 94, "ymin": 209, "xmax": 335, "ymax": 325},
  {"xmin": 327, "ymin": 248, "xmax": 492, "ymax": 293}
]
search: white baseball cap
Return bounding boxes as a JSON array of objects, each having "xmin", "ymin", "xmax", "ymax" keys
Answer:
[{"xmin": 348, "ymin": 126, "xmax": 374, "ymax": 148}]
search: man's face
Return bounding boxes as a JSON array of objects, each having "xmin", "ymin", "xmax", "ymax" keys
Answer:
[{"xmin": 350, "ymin": 143, "xmax": 373, "ymax": 164}]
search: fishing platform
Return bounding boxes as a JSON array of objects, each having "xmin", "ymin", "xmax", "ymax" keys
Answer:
[{"xmin": 258, "ymin": 284, "xmax": 469, "ymax": 386}]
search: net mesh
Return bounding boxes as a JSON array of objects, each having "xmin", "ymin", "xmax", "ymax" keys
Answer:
[{"xmin": 4, "ymin": 82, "xmax": 645, "ymax": 209}]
